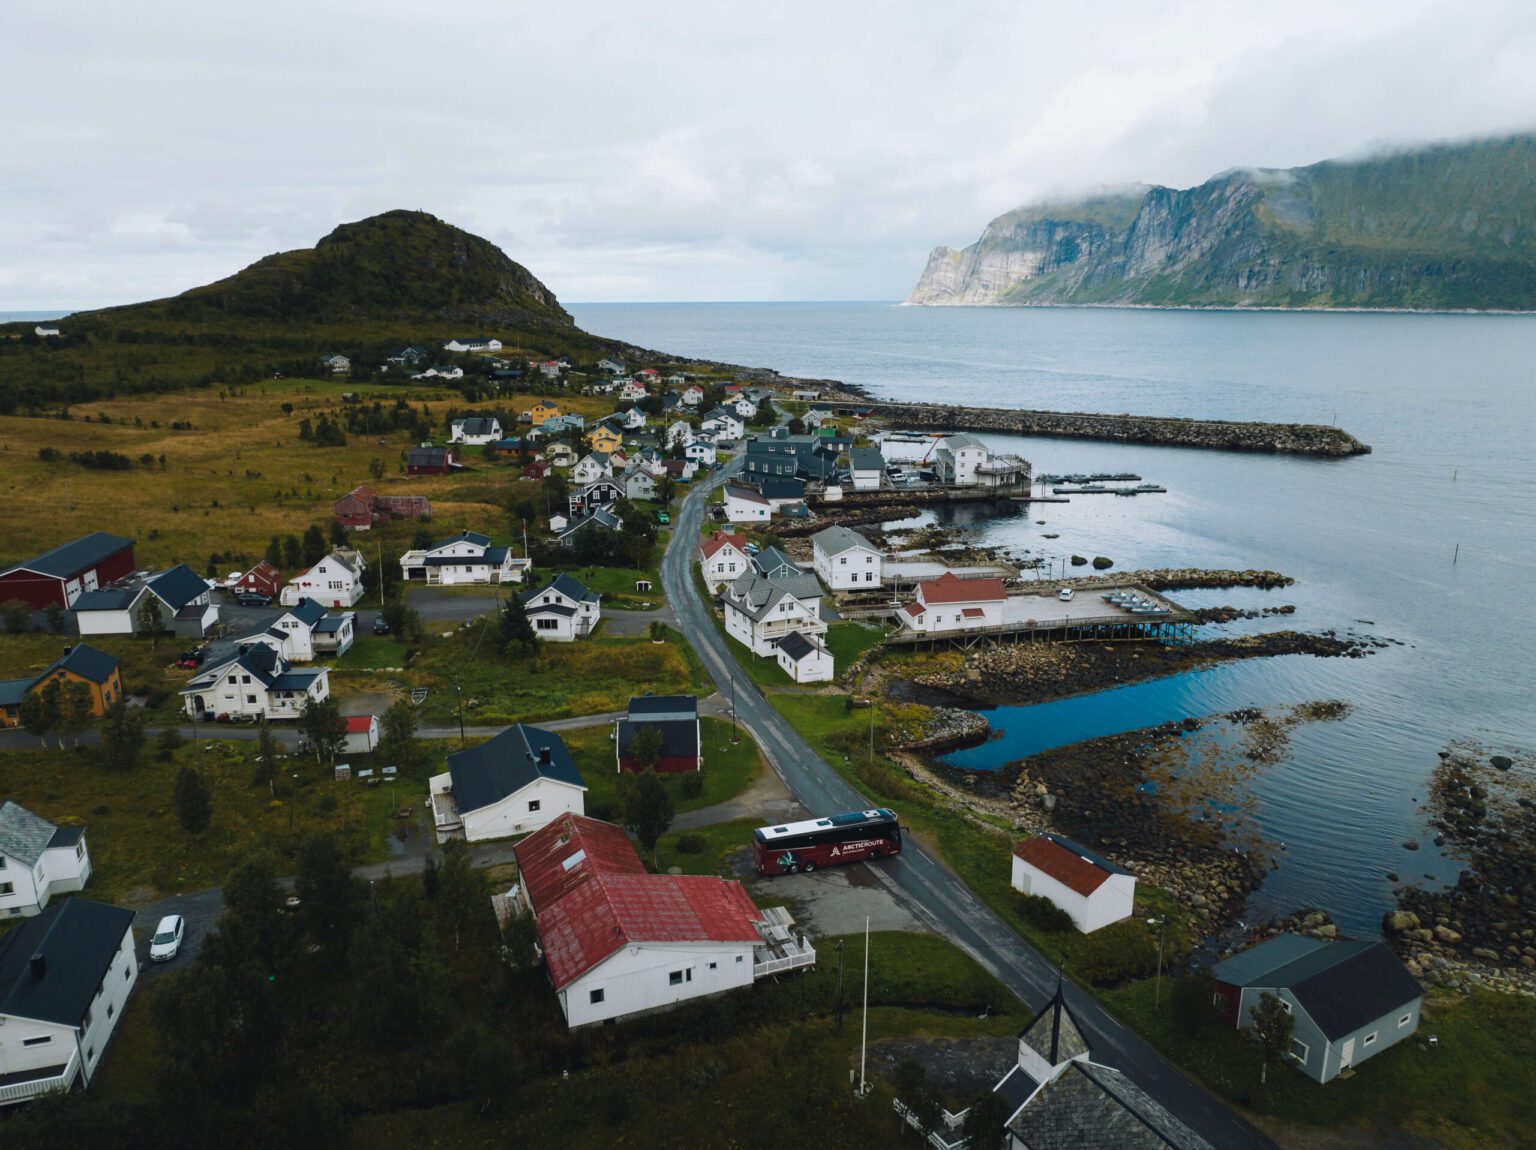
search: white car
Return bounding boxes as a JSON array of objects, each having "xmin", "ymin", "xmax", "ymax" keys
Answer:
[
  {"xmin": 149, "ymin": 914, "xmax": 185, "ymax": 962},
  {"xmin": 1057, "ymin": 587, "xmax": 1075, "ymax": 602}
]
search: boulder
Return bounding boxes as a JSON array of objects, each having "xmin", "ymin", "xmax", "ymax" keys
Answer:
[
  {"xmin": 1070, "ymin": 554, "xmax": 1088, "ymax": 567},
  {"xmin": 1490, "ymin": 755, "xmax": 1513, "ymax": 770},
  {"xmin": 1091, "ymin": 556, "xmax": 1114, "ymax": 570},
  {"xmin": 1434, "ymin": 925, "xmax": 1462, "ymax": 945},
  {"xmin": 1311, "ymin": 924, "xmax": 1338, "ymax": 939},
  {"xmin": 1385, "ymin": 911, "xmax": 1419, "ymax": 932}
]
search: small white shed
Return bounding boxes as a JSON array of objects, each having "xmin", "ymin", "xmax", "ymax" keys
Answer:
[{"xmin": 1010, "ymin": 834, "xmax": 1136, "ymax": 934}]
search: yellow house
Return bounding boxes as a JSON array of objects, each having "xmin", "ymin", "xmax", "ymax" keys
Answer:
[
  {"xmin": 0, "ymin": 643, "xmax": 124, "ymax": 729},
  {"xmin": 529, "ymin": 400, "xmax": 562, "ymax": 427},
  {"xmin": 588, "ymin": 425, "xmax": 622, "ymax": 453}
]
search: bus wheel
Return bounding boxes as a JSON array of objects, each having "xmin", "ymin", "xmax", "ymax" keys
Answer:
[
  {"xmin": 802, "ymin": 861, "xmax": 816, "ymax": 873},
  {"xmin": 868, "ymin": 850, "xmax": 881, "ymax": 861}
]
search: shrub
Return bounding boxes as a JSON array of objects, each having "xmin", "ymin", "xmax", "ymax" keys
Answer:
[
  {"xmin": 674, "ymin": 833, "xmax": 706, "ymax": 854},
  {"xmin": 1015, "ymin": 892, "xmax": 1075, "ymax": 934},
  {"xmin": 1072, "ymin": 919, "xmax": 1158, "ymax": 985},
  {"xmin": 587, "ymin": 800, "xmax": 617, "ymax": 822},
  {"xmin": 317, "ymin": 793, "xmax": 339, "ymax": 814},
  {"xmin": 679, "ymin": 773, "xmax": 704, "ymax": 799}
]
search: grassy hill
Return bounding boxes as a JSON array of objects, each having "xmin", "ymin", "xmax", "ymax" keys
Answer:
[{"xmin": 0, "ymin": 211, "xmax": 653, "ymax": 410}]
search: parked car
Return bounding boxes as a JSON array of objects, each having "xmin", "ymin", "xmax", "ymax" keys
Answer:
[
  {"xmin": 237, "ymin": 591, "xmax": 273, "ymax": 606},
  {"xmin": 1057, "ymin": 588, "xmax": 1075, "ymax": 601},
  {"xmin": 149, "ymin": 914, "xmax": 185, "ymax": 962},
  {"xmin": 655, "ymin": 510, "xmax": 671, "ymax": 525},
  {"xmin": 175, "ymin": 649, "xmax": 206, "ymax": 669},
  {"xmin": 372, "ymin": 614, "xmax": 392, "ymax": 636}
]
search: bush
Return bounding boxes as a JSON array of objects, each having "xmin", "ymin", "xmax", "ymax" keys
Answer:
[
  {"xmin": 1015, "ymin": 892, "xmax": 1075, "ymax": 933},
  {"xmin": 317, "ymin": 793, "xmax": 339, "ymax": 814},
  {"xmin": 674, "ymin": 833, "xmax": 706, "ymax": 854},
  {"xmin": 679, "ymin": 773, "xmax": 704, "ymax": 799},
  {"xmin": 587, "ymin": 800, "xmax": 617, "ymax": 822},
  {"xmin": 1072, "ymin": 919, "xmax": 1158, "ymax": 985}
]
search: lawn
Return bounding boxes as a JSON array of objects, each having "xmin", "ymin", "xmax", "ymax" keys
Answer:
[
  {"xmin": 334, "ymin": 634, "xmax": 411, "ymax": 670},
  {"xmin": 545, "ymin": 562, "xmax": 665, "ymax": 610},
  {"xmin": 653, "ymin": 816, "xmax": 763, "ymax": 875},
  {"xmin": 562, "ymin": 716, "xmax": 761, "ymax": 820},
  {"xmin": 0, "ymin": 631, "xmax": 193, "ymax": 720},
  {"xmin": 0, "ymin": 738, "xmax": 413, "ymax": 899},
  {"xmin": 1100, "ymin": 980, "xmax": 1536, "ymax": 1149}
]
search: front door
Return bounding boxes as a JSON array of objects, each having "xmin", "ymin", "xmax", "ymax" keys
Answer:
[{"xmin": 1339, "ymin": 1037, "xmax": 1355, "ymax": 1070}]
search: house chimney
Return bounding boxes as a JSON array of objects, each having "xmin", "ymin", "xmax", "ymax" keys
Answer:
[
  {"xmin": 538, "ymin": 747, "xmax": 552, "ymax": 765},
  {"xmin": 62, "ymin": 646, "xmax": 73, "ymax": 657},
  {"xmin": 29, "ymin": 953, "xmax": 46, "ymax": 978}
]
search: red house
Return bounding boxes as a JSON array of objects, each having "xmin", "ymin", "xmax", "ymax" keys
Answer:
[
  {"xmin": 235, "ymin": 560, "xmax": 281, "ymax": 599},
  {"xmin": 522, "ymin": 461, "xmax": 550, "ymax": 481},
  {"xmin": 615, "ymin": 695, "xmax": 701, "ymax": 773},
  {"xmin": 407, "ymin": 447, "xmax": 457, "ymax": 476},
  {"xmin": 334, "ymin": 487, "xmax": 376, "ymax": 530},
  {"xmin": 0, "ymin": 532, "xmax": 137, "ymax": 609},
  {"xmin": 334, "ymin": 485, "xmax": 432, "ymax": 530}
]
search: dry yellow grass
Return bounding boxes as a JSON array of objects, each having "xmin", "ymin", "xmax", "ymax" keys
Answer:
[{"xmin": 0, "ymin": 378, "xmax": 612, "ymax": 569}]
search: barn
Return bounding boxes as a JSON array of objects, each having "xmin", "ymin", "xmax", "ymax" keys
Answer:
[
  {"xmin": 1010, "ymin": 834, "xmax": 1136, "ymax": 934},
  {"xmin": 0, "ymin": 533, "xmax": 137, "ymax": 609},
  {"xmin": 615, "ymin": 695, "xmax": 700, "ymax": 773}
]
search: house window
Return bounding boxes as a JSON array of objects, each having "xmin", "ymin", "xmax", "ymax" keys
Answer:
[
  {"xmin": 528, "ymin": 800, "xmax": 542, "ymax": 812},
  {"xmin": 1289, "ymin": 1038, "xmax": 1309, "ymax": 1064},
  {"xmin": 708, "ymin": 962, "xmax": 717, "ymax": 970},
  {"xmin": 1398, "ymin": 1012, "xmax": 1413, "ymax": 1028},
  {"xmin": 839, "ymin": 557, "xmax": 847, "ymax": 566},
  {"xmin": 735, "ymin": 955, "xmax": 743, "ymax": 963},
  {"xmin": 83, "ymin": 1008, "xmax": 93, "ymax": 1031},
  {"xmin": 23, "ymin": 1035, "xmax": 52, "ymax": 1047},
  {"xmin": 107, "ymin": 1002, "xmax": 114, "ymax": 1020},
  {"xmin": 246, "ymin": 695, "xmax": 257, "ymax": 704},
  {"xmin": 0, "ymin": 882, "xmax": 13, "ymax": 896},
  {"xmin": 589, "ymin": 988, "xmax": 604, "ymax": 1005},
  {"xmin": 1363, "ymin": 1031, "xmax": 1378, "ymax": 1047},
  {"xmin": 241, "ymin": 675, "xmax": 251, "ymax": 684},
  {"xmin": 537, "ymin": 618, "xmax": 558, "ymax": 631},
  {"xmin": 1279, "ymin": 1000, "xmax": 1292, "ymax": 1014},
  {"xmin": 77, "ymin": 843, "xmax": 85, "ymax": 860}
]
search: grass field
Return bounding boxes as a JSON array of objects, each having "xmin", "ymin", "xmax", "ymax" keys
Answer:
[
  {"xmin": 562, "ymin": 716, "xmax": 761, "ymax": 818},
  {"xmin": 0, "ymin": 377, "xmax": 623, "ymax": 573},
  {"xmin": 0, "ymin": 631, "xmax": 190, "ymax": 719}
]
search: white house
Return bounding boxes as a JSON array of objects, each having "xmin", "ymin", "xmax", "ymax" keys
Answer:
[
  {"xmin": 518, "ymin": 573, "xmax": 601, "ymax": 641},
  {"xmin": 722, "ymin": 569, "xmax": 826, "ymax": 657},
  {"xmin": 429, "ymin": 724, "xmax": 587, "ymax": 843},
  {"xmin": 510, "ymin": 814, "xmax": 811, "ymax": 1029},
  {"xmin": 0, "ymin": 802, "xmax": 92, "ymax": 919},
  {"xmin": 596, "ymin": 358, "xmax": 626, "ymax": 375},
  {"xmin": 181, "ymin": 645, "xmax": 330, "ymax": 723},
  {"xmin": 343, "ymin": 714, "xmax": 379, "ymax": 756},
  {"xmin": 685, "ymin": 441, "xmax": 717, "ymax": 466},
  {"xmin": 811, "ymin": 525, "xmax": 885, "ymax": 591},
  {"xmin": 666, "ymin": 421, "xmax": 695, "ymax": 450},
  {"xmin": 444, "ymin": 337, "xmax": 502, "ymax": 353},
  {"xmin": 399, "ymin": 531, "xmax": 528, "ymax": 585},
  {"xmin": 680, "ymin": 384, "xmax": 705, "ymax": 407},
  {"xmin": 450, "ymin": 416, "xmax": 504, "ymax": 445},
  {"xmin": 700, "ymin": 408, "xmax": 744, "ymax": 442},
  {"xmin": 729, "ymin": 394, "xmax": 758, "ymax": 419},
  {"xmin": 412, "ymin": 365, "xmax": 464, "ymax": 381},
  {"xmin": 619, "ymin": 407, "xmax": 648, "ymax": 430},
  {"xmin": 932, "ymin": 433, "xmax": 1026, "ymax": 489},
  {"xmin": 621, "ymin": 466, "xmax": 657, "ymax": 502},
  {"xmin": 618, "ymin": 379, "xmax": 648, "ymax": 401},
  {"xmin": 556, "ymin": 507, "xmax": 623, "ymax": 548},
  {"xmin": 1010, "ymin": 834, "xmax": 1136, "ymax": 934},
  {"xmin": 34, "ymin": 325, "xmax": 61, "ymax": 338},
  {"xmin": 848, "ymin": 447, "xmax": 886, "ymax": 492},
  {"xmin": 571, "ymin": 452, "xmax": 614, "ymax": 485},
  {"xmin": 73, "ymin": 564, "xmax": 218, "ymax": 639},
  {"xmin": 723, "ymin": 485, "xmax": 771, "ymax": 523},
  {"xmin": 281, "ymin": 548, "xmax": 366, "ymax": 608},
  {"xmin": 899, "ymin": 572, "xmax": 1007, "ymax": 634},
  {"xmin": 0, "ymin": 898, "xmax": 138, "ymax": 1106},
  {"xmin": 320, "ymin": 353, "xmax": 350, "ymax": 375},
  {"xmin": 697, "ymin": 531, "xmax": 751, "ymax": 593},
  {"xmin": 774, "ymin": 631, "xmax": 834, "ymax": 683}
]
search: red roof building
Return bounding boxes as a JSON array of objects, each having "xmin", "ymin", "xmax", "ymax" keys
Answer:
[
  {"xmin": 335, "ymin": 485, "xmax": 433, "ymax": 529},
  {"xmin": 1010, "ymin": 834, "xmax": 1136, "ymax": 934},
  {"xmin": 901, "ymin": 571, "xmax": 1009, "ymax": 633},
  {"xmin": 512, "ymin": 813, "xmax": 781, "ymax": 1027},
  {"xmin": 917, "ymin": 571, "xmax": 1007, "ymax": 604},
  {"xmin": 235, "ymin": 560, "xmax": 281, "ymax": 598}
]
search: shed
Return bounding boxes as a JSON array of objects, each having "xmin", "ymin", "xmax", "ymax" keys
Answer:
[{"xmin": 1010, "ymin": 834, "xmax": 1136, "ymax": 934}]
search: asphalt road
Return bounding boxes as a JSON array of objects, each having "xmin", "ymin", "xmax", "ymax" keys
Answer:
[{"xmin": 659, "ymin": 458, "xmax": 1276, "ymax": 1150}]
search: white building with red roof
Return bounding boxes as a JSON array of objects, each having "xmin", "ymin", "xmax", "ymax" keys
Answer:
[
  {"xmin": 697, "ymin": 531, "xmax": 751, "ymax": 593},
  {"xmin": 1010, "ymin": 833, "xmax": 1136, "ymax": 934},
  {"xmin": 511, "ymin": 814, "xmax": 813, "ymax": 1028},
  {"xmin": 899, "ymin": 571, "xmax": 1007, "ymax": 633}
]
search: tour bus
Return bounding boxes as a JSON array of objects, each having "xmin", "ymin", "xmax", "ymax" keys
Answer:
[{"xmin": 752, "ymin": 808, "xmax": 902, "ymax": 875}]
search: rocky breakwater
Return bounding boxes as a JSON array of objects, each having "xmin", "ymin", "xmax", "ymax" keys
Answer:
[
  {"xmin": 865, "ymin": 401, "xmax": 1370, "ymax": 457},
  {"xmin": 1385, "ymin": 748, "xmax": 1536, "ymax": 996}
]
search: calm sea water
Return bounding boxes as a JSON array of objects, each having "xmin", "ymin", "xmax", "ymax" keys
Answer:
[{"xmin": 572, "ymin": 302, "xmax": 1536, "ymax": 935}]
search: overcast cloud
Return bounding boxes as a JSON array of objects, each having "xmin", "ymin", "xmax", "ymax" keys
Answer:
[{"xmin": 3, "ymin": 0, "xmax": 1535, "ymax": 308}]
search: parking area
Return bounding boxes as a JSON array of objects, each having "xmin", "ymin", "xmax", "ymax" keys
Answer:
[
  {"xmin": 129, "ymin": 886, "xmax": 228, "ymax": 979},
  {"xmin": 749, "ymin": 860, "xmax": 926, "ymax": 938}
]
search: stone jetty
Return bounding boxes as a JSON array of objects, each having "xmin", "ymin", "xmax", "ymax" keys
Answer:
[{"xmin": 859, "ymin": 400, "xmax": 1371, "ymax": 457}]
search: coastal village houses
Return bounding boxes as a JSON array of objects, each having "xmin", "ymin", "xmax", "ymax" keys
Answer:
[
  {"xmin": 1212, "ymin": 935, "xmax": 1424, "ymax": 1084},
  {"xmin": 0, "ymin": 645, "xmax": 123, "ymax": 731},
  {"xmin": 0, "ymin": 532, "xmax": 137, "ymax": 610},
  {"xmin": 0, "ymin": 898, "xmax": 139, "ymax": 1106},
  {"xmin": 398, "ymin": 531, "xmax": 528, "ymax": 586},
  {"xmin": 615, "ymin": 695, "xmax": 701, "ymax": 774},
  {"xmin": 450, "ymin": 416, "xmax": 503, "ymax": 445},
  {"xmin": 774, "ymin": 631, "xmax": 834, "ymax": 684},
  {"xmin": 74, "ymin": 564, "xmax": 218, "ymax": 639},
  {"xmin": 1010, "ymin": 834, "xmax": 1137, "ymax": 934},
  {"xmin": 443, "ymin": 337, "xmax": 502, "ymax": 353},
  {"xmin": 181, "ymin": 644, "xmax": 330, "ymax": 722},
  {"xmin": 333, "ymin": 486, "xmax": 432, "ymax": 531},
  {"xmin": 723, "ymin": 485, "xmax": 771, "ymax": 523},
  {"xmin": 848, "ymin": 447, "xmax": 886, "ymax": 491},
  {"xmin": 518, "ymin": 574, "xmax": 602, "ymax": 641},
  {"xmin": 232, "ymin": 560, "xmax": 282, "ymax": 599},
  {"xmin": 508, "ymin": 814, "xmax": 812, "ymax": 1028},
  {"xmin": 281, "ymin": 548, "xmax": 366, "ymax": 607},
  {"xmin": 241, "ymin": 597, "xmax": 355, "ymax": 662},
  {"xmin": 406, "ymin": 446, "xmax": 458, "ymax": 474},
  {"xmin": 899, "ymin": 571, "xmax": 1007, "ymax": 634},
  {"xmin": 0, "ymin": 800, "xmax": 92, "ymax": 917},
  {"xmin": 698, "ymin": 531, "xmax": 751, "ymax": 593},
  {"xmin": 811, "ymin": 525, "xmax": 885, "ymax": 591},
  {"xmin": 430, "ymin": 724, "xmax": 587, "ymax": 843},
  {"xmin": 722, "ymin": 569, "xmax": 826, "ymax": 657}
]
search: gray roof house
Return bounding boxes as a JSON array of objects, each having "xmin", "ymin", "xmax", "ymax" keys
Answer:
[
  {"xmin": 429, "ymin": 724, "xmax": 587, "ymax": 843},
  {"xmin": 1212, "ymin": 934, "xmax": 1424, "ymax": 1083}
]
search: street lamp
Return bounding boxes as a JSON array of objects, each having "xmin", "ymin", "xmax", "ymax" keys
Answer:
[{"xmin": 1148, "ymin": 916, "xmax": 1167, "ymax": 1007}]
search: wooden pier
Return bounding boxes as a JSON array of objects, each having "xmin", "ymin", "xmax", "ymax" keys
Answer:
[{"xmin": 880, "ymin": 584, "xmax": 1197, "ymax": 651}]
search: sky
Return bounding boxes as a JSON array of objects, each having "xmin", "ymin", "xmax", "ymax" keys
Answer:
[{"xmin": 3, "ymin": 1, "xmax": 1535, "ymax": 308}]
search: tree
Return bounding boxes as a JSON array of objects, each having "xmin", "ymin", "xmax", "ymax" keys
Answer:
[
  {"xmin": 628, "ymin": 724, "xmax": 665, "ymax": 772},
  {"xmin": 220, "ymin": 851, "xmax": 292, "ymax": 971},
  {"xmin": 411, "ymin": 526, "xmax": 435, "ymax": 551},
  {"xmin": 295, "ymin": 833, "xmax": 360, "ymax": 955},
  {"xmin": 329, "ymin": 519, "xmax": 347, "ymax": 546},
  {"xmin": 622, "ymin": 768, "xmax": 673, "ymax": 866},
  {"xmin": 656, "ymin": 474, "xmax": 676, "ymax": 505},
  {"xmin": 1248, "ymin": 991, "xmax": 1295, "ymax": 1085},
  {"xmin": 265, "ymin": 535, "xmax": 283, "ymax": 567},
  {"xmin": 156, "ymin": 725, "xmax": 185, "ymax": 762},
  {"xmin": 136, "ymin": 594, "xmax": 165, "ymax": 646},
  {"xmin": 432, "ymin": 839, "xmax": 491, "ymax": 955},
  {"xmin": 174, "ymin": 766, "xmax": 214, "ymax": 833},
  {"xmin": 57, "ymin": 679, "xmax": 95, "ymax": 747},
  {"xmin": 252, "ymin": 720, "xmax": 279, "ymax": 787},
  {"xmin": 18, "ymin": 690, "xmax": 53, "ymax": 748},
  {"xmin": 0, "ymin": 599, "xmax": 30, "ymax": 634},
  {"xmin": 380, "ymin": 599, "xmax": 417, "ymax": 640},
  {"xmin": 1171, "ymin": 970, "xmax": 1218, "ymax": 1038},
  {"xmin": 98, "ymin": 701, "xmax": 145, "ymax": 769},
  {"xmin": 302, "ymin": 524, "xmax": 327, "ymax": 566},
  {"xmin": 502, "ymin": 908, "xmax": 541, "ymax": 975},
  {"xmin": 498, "ymin": 594, "xmax": 537, "ymax": 657},
  {"xmin": 378, "ymin": 698, "xmax": 420, "ymax": 771},
  {"xmin": 787, "ymin": 415, "xmax": 806, "ymax": 435},
  {"xmin": 299, "ymin": 695, "xmax": 346, "ymax": 764},
  {"xmin": 282, "ymin": 534, "xmax": 304, "ymax": 570},
  {"xmin": 43, "ymin": 602, "xmax": 65, "ymax": 634},
  {"xmin": 961, "ymin": 1088, "xmax": 1008, "ymax": 1150}
]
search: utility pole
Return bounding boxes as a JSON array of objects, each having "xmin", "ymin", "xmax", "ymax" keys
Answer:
[
  {"xmin": 453, "ymin": 677, "xmax": 465, "ymax": 746},
  {"xmin": 377, "ymin": 539, "xmax": 384, "ymax": 610},
  {"xmin": 835, "ymin": 938, "xmax": 846, "ymax": 1029},
  {"xmin": 858, "ymin": 915, "xmax": 870, "ymax": 1096},
  {"xmin": 868, "ymin": 698, "xmax": 875, "ymax": 768},
  {"xmin": 731, "ymin": 672, "xmax": 739, "ymax": 743},
  {"xmin": 1149, "ymin": 916, "xmax": 1167, "ymax": 1008}
]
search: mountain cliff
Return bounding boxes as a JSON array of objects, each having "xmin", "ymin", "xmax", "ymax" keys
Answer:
[{"xmin": 906, "ymin": 135, "xmax": 1536, "ymax": 310}]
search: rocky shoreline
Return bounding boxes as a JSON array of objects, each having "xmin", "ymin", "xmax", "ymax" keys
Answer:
[{"xmin": 859, "ymin": 400, "xmax": 1371, "ymax": 457}]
